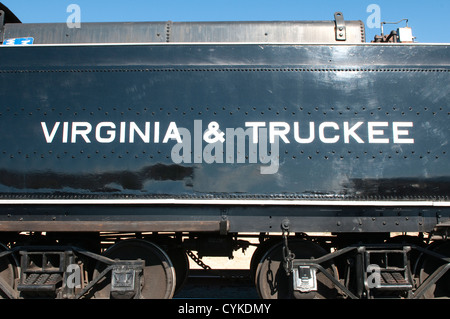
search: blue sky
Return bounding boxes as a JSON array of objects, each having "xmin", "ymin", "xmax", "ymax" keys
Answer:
[{"xmin": 2, "ymin": 0, "xmax": 450, "ymax": 43}]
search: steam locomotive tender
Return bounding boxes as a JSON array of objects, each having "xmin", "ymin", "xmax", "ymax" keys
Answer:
[{"xmin": 0, "ymin": 5, "xmax": 449, "ymax": 299}]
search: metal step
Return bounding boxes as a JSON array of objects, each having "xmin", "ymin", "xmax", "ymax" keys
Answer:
[
  {"xmin": 17, "ymin": 273, "xmax": 62, "ymax": 292},
  {"xmin": 364, "ymin": 246, "xmax": 414, "ymax": 292},
  {"xmin": 377, "ymin": 271, "xmax": 413, "ymax": 291}
]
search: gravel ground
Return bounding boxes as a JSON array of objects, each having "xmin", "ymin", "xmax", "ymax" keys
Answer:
[{"xmin": 174, "ymin": 239, "xmax": 260, "ymax": 299}]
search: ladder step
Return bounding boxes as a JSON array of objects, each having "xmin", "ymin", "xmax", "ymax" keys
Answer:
[
  {"xmin": 378, "ymin": 271, "xmax": 412, "ymax": 290},
  {"xmin": 17, "ymin": 273, "xmax": 62, "ymax": 292}
]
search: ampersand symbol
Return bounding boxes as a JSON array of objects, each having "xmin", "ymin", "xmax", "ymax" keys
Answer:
[{"xmin": 203, "ymin": 121, "xmax": 225, "ymax": 143}]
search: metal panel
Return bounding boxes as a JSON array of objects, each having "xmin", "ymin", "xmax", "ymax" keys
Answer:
[
  {"xmin": 3, "ymin": 22, "xmax": 168, "ymax": 44},
  {"xmin": 0, "ymin": 203, "xmax": 443, "ymax": 233},
  {"xmin": 169, "ymin": 21, "xmax": 365, "ymax": 43},
  {"xmin": 0, "ymin": 43, "xmax": 448, "ymax": 233},
  {"xmin": 2, "ymin": 20, "xmax": 365, "ymax": 44},
  {"xmin": 0, "ymin": 44, "xmax": 448, "ymax": 201}
]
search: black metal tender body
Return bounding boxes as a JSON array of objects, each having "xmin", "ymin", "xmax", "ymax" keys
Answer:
[{"xmin": 0, "ymin": 5, "xmax": 448, "ymax": 299}]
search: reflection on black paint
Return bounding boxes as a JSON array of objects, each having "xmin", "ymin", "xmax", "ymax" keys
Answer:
[
  {"xmin": 0, "ymin": 164, "xmax": 193, "ymax": 192},
  {"xmin": 343, "ymin": 177, "xmax": 450, "ymax": 199}
]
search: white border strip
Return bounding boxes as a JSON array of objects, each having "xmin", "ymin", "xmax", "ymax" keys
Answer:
[{"xmin": 0, "ymin": 199, "xmax": 448, "ymax": 207}]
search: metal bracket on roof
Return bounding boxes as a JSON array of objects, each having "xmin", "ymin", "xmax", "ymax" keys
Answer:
[{"xmin": 334, "ymin": 12, "xmax": 346, "ymax": 41}]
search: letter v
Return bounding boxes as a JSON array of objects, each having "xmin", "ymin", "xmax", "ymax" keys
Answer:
[{"xmin": 41, "ymin": 122, "xmax": 60, "ymax": 143}]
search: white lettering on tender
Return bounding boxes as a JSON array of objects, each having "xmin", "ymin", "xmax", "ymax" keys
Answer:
[
  {"xmin": 41, "ymin": 121, "xmax": 414, "ymax": 145},
  {"xmin": 42, "ymin": 121, "xmax": 182, "ymax": 144},
  {"xmin": 40, "ymin": 120, "xmax": 415, "ymax": 175}
]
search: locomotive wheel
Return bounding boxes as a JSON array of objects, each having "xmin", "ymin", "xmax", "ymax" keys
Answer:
[
  {"xmin": 0, "ymin": 244, "xmax": 17, "ymax": 299},
  {"xmin": 250, "ymin": 237, "xmax": 281, "ymax": 284},
  {"xmin": 166, "ymin": 246, "xmax": 189, "ymax": 296},
  {"xmin": 92, "ymin": 239, "xmax": 176, "ymax": 299},
  {"xmin": 419, "ymin": 242, "xmax": 450, "ymax": 299},
  {"xmin": 255, "ymin": 239, "xmax": 338, "ymax": 299}
]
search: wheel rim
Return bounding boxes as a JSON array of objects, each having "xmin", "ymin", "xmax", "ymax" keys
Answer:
[
  {"xmin": 166, "ymin": 247, "xmax": 189, "ymax": 296},
  {"xmin": 255, "ymin": 239, "xmax": 338, "ymax": 299},
  {"xmin": 0, "ymin": 243, "xmax": 17, "ymax": 299},
  {"xmin": 250, "ymin": 238, "xmax": 280, "ymax": 285},
  {"xmin": 419, "ymin": 242, "xmax": 450, "ymax": 299},
  {"xmin": 92, "ymin": 239, "xmax": 176, "ymax": 299}
]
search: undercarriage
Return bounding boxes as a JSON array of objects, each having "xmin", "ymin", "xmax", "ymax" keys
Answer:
[{"xmin": 0, "ymin": 228, "xmax": 449, "ymax": 299}]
